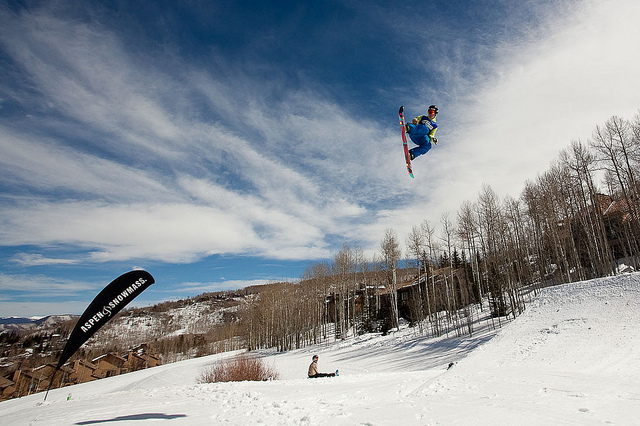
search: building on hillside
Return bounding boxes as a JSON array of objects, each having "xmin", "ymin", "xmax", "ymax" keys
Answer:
[
  {"xmin": 567, "ymin": 193, "xmax": 640, "ymax": 272},
  {"xmin": 7, "ymin": 363, "xmax": 74, "ymax": 399},
  {"xmin": 323, "ymin": 265, "xmax": 479, "ymax": 332},
  {"xmin": 70, "ymin": 359, "xmax": 100, "ymax": 383},
  {"xmin": 123, "ymin": 344, "xmax": 161, "ymax": 372},
  {"xmin": 92, "ymin": 353, "xmax": 127, "ymax": 378},
  {"xmin": 600, "ymin": 195, "xmax": 640, "ymax": 263},
  {"xmin": 376, "ymin": 266, "xmax": 476, "ymax": 315},
  {"xmin": 0, "ymin": 375, "xmax": 15, "ymax": 400},
  {"xmin": 10, "ymin": 368, "xmax": 37, "ymax": 397},
  {"xmin": 0, "ymin": 346, "xmax": 162, "ymax": 401},
  {"xmin": 31, "ymin": 363, "xmax": 67, "ymax": 390}
]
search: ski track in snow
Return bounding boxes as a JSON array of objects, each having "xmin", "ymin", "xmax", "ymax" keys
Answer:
[{"xmin": 2, "ymin": 274, "xmax": 640, "ymax": 425}]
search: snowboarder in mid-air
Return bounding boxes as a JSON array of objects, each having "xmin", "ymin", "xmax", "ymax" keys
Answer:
[
  {"xmin": 405, "ymin": 105, "xmax": 439, "ymax": 161},
  {"xmin": 308, "ymin": 355, "xmax": 337, "ymax": 378}
]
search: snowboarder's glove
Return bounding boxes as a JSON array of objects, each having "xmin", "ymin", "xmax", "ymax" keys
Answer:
[{"xmin": 432, "ymin": 137, "xmax": 438, "ymax": 145}]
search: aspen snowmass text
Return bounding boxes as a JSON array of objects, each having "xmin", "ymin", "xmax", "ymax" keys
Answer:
[{"xmin": 80, "ymin": 277, "xmax": 148, "ymax": 333}]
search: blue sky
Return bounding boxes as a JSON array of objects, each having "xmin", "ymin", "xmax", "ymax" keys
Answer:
[{"xmin": 1, "ymin": 0, "xmax": 639, "ymax": 317}]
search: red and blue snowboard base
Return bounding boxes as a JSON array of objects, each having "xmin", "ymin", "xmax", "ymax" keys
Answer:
[{"xmin": 399, "ymin": 106, "xmax": 414, "ymax": 178}]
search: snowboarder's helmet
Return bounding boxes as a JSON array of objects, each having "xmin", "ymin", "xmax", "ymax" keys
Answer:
[
  {"xmin": 312, "ymin": 355, "xmax": 318, "ymax": 361},
  {"xmin": 428, "ymin": 105, "xmax": 439, "ymax": 115}
]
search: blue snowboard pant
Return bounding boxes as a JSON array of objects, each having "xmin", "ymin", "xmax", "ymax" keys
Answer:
[{"xmin": 407, "ymin": 124, "xmax": 432, "ymax": 159}]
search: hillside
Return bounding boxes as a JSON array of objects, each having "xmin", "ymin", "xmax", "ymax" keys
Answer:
[
  {"xmin": 0, "ymin": 290, "xmax": 250, "ymax": 377},
  {"xmin": 1, "ymin": 273, "xmax": 639, "ymax": 425}
]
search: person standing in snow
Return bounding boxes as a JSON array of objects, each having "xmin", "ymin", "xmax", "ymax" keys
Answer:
[
  {"xmin": 405, "ymin": 105, "xmax": 439, "ymax": 161},
  {"xmin": 308, "ymin": 355, "xmax": 336, "ymax": 378}
]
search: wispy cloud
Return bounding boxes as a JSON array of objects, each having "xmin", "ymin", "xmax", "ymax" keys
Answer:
[
  {"xmin": 10, "ymin": 253, "xmax": 78, "ymax": 266},
  {"xmin": 0, "ymin": 7, "xmax": 368, "ymax": 263},
  {"xmin": 0, "ymin": 128, "xmax": 173, "ymax": 202},
  {"xmin": 0, "ymin": 273, "xmax": 93, "ymax": 295}
]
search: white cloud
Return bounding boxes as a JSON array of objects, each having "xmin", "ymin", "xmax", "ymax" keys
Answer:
[
  {"xmin": 10, "ymin": 253, "xmax": 78, "ymax": 266},
  {"xmin": 0, "ymin": 273, "xmax": 93, "ymax": 294},
  {"xmin": 0, "ymin": 199, "xmax": 332, "ymax": 262},
  {"xmin": 0, "ymin": 128, "xmax": 173, "ymax": 201}
]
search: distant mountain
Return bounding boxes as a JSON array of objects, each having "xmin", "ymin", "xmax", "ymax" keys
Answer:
[
  {"xmin": 33, "ymin": 315, "xmax": 77, "ymax": 327},
  {"xmin": 0, "ymin": 315, "xmax": 77, "ymax": 332},
  {"xmin": 0, "ymin": 317, "xmax": 33, "ymax": 325}
]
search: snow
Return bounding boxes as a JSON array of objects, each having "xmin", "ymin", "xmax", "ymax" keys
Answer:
[{"xmin": 2, "ymin": 273, "xmax": 640, "ymax": 425}]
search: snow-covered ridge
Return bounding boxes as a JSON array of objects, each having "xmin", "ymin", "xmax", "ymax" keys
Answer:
[
  {"xmin": 83, "ymin": 294, "xmax": 247, "ymax": 353},
  {"xmin": 0, "ymin": 315, "xmax": 78, "ymax": 332},
  {"xmin": 2, "ymin": 273, "xmax": 639, "ymax": 425}
]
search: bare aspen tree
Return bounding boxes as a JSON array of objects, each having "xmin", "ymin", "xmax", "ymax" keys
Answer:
[
  {"xmin": 534, "ymin": 167, "xmax": 574, "ymax": 284},
  {"xmin": 304, "ymin": 261, "xmax": 332, "ymax": 340},
  {"xmin": 522, "ymin": 179, "xmax": 554, "ymax": 292},
  {"xmin": 332, "ymin": 244, "xmax": 355, "ymax": 339},
  {"xmin": 560, "ymin": 141, "xmax": 614, "ymax": 277},
  {"xmin": 457, "ymin": 201, "xmax": 482, "ymax": 298},
  {"xmin": 406, "ymin": 225, "xmax": 426, "ymax": 333},
  {"xmin": 476, "ymin": 184, "xmax": 509, "ymax": 320},
  {"xmin": 501, "ymin": 196, "xmax": 527, "ymax": 316},
  {"xmin": 354, "ymin": 244, "xmax": 374, "ymax": 334},
  {"xmin": 457, "ymin": 200, "xmax": 488, "ymax": 333},
  {"xmin": 439, "ymin": 214, "xmax": 458, "ymax": 334},
  {"xmin": 591, "ymin": 117, "xmax": 640, "ymax": 265},
  {"xmin": 380, "ymin": 228, "xmax": 401, "ymax": 331},
  {"xmin": 421, "ymin": 219, "xmax": 441, "ymax": 336}
]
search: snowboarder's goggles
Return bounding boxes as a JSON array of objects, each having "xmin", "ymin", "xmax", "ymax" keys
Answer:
[{"xmin": 428, "ymin": 109, "xmax": 437, "ymax": 114}]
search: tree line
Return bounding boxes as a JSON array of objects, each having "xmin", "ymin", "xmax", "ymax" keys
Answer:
[{"xmin": 240, "ymin": 111, "xmax": 640, "ymax": 352}]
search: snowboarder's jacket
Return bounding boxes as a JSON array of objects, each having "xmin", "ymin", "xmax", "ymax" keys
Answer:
[
  {"xmin": 308, "ymin": 360, "xmax": 319, "ymax": 377},
  {"xmin": 414, "ymin": 114, "xmax": 438, "ymax": 142},
  {"xmin": 407, "ymin": 115, "xmax": 438, "ymax": 159}
]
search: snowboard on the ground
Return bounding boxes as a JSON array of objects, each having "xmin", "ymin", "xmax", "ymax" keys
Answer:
[{"xmin": 399, "ymin": 106, "xmax": 414, "ymax": 178}]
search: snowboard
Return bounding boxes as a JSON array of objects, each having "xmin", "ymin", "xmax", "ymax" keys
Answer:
[{"xmin": 399, "ymin": 106, "xmax": 414, "ymax": 178}]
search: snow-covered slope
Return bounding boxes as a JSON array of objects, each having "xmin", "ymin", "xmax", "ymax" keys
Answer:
[{"xmin": 2, "ymin": 274, "xmax": 639, "ymax": 425}]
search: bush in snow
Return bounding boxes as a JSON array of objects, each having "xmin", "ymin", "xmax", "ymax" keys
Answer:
[{"xmin": 198, "ymin": 353, "xmax": 279, "ymax": 383}]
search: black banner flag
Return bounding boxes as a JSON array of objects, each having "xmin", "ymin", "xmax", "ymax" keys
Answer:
[{"xmin": 55, "ymin": 270, "xmax": 155, "ymax": 370}]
